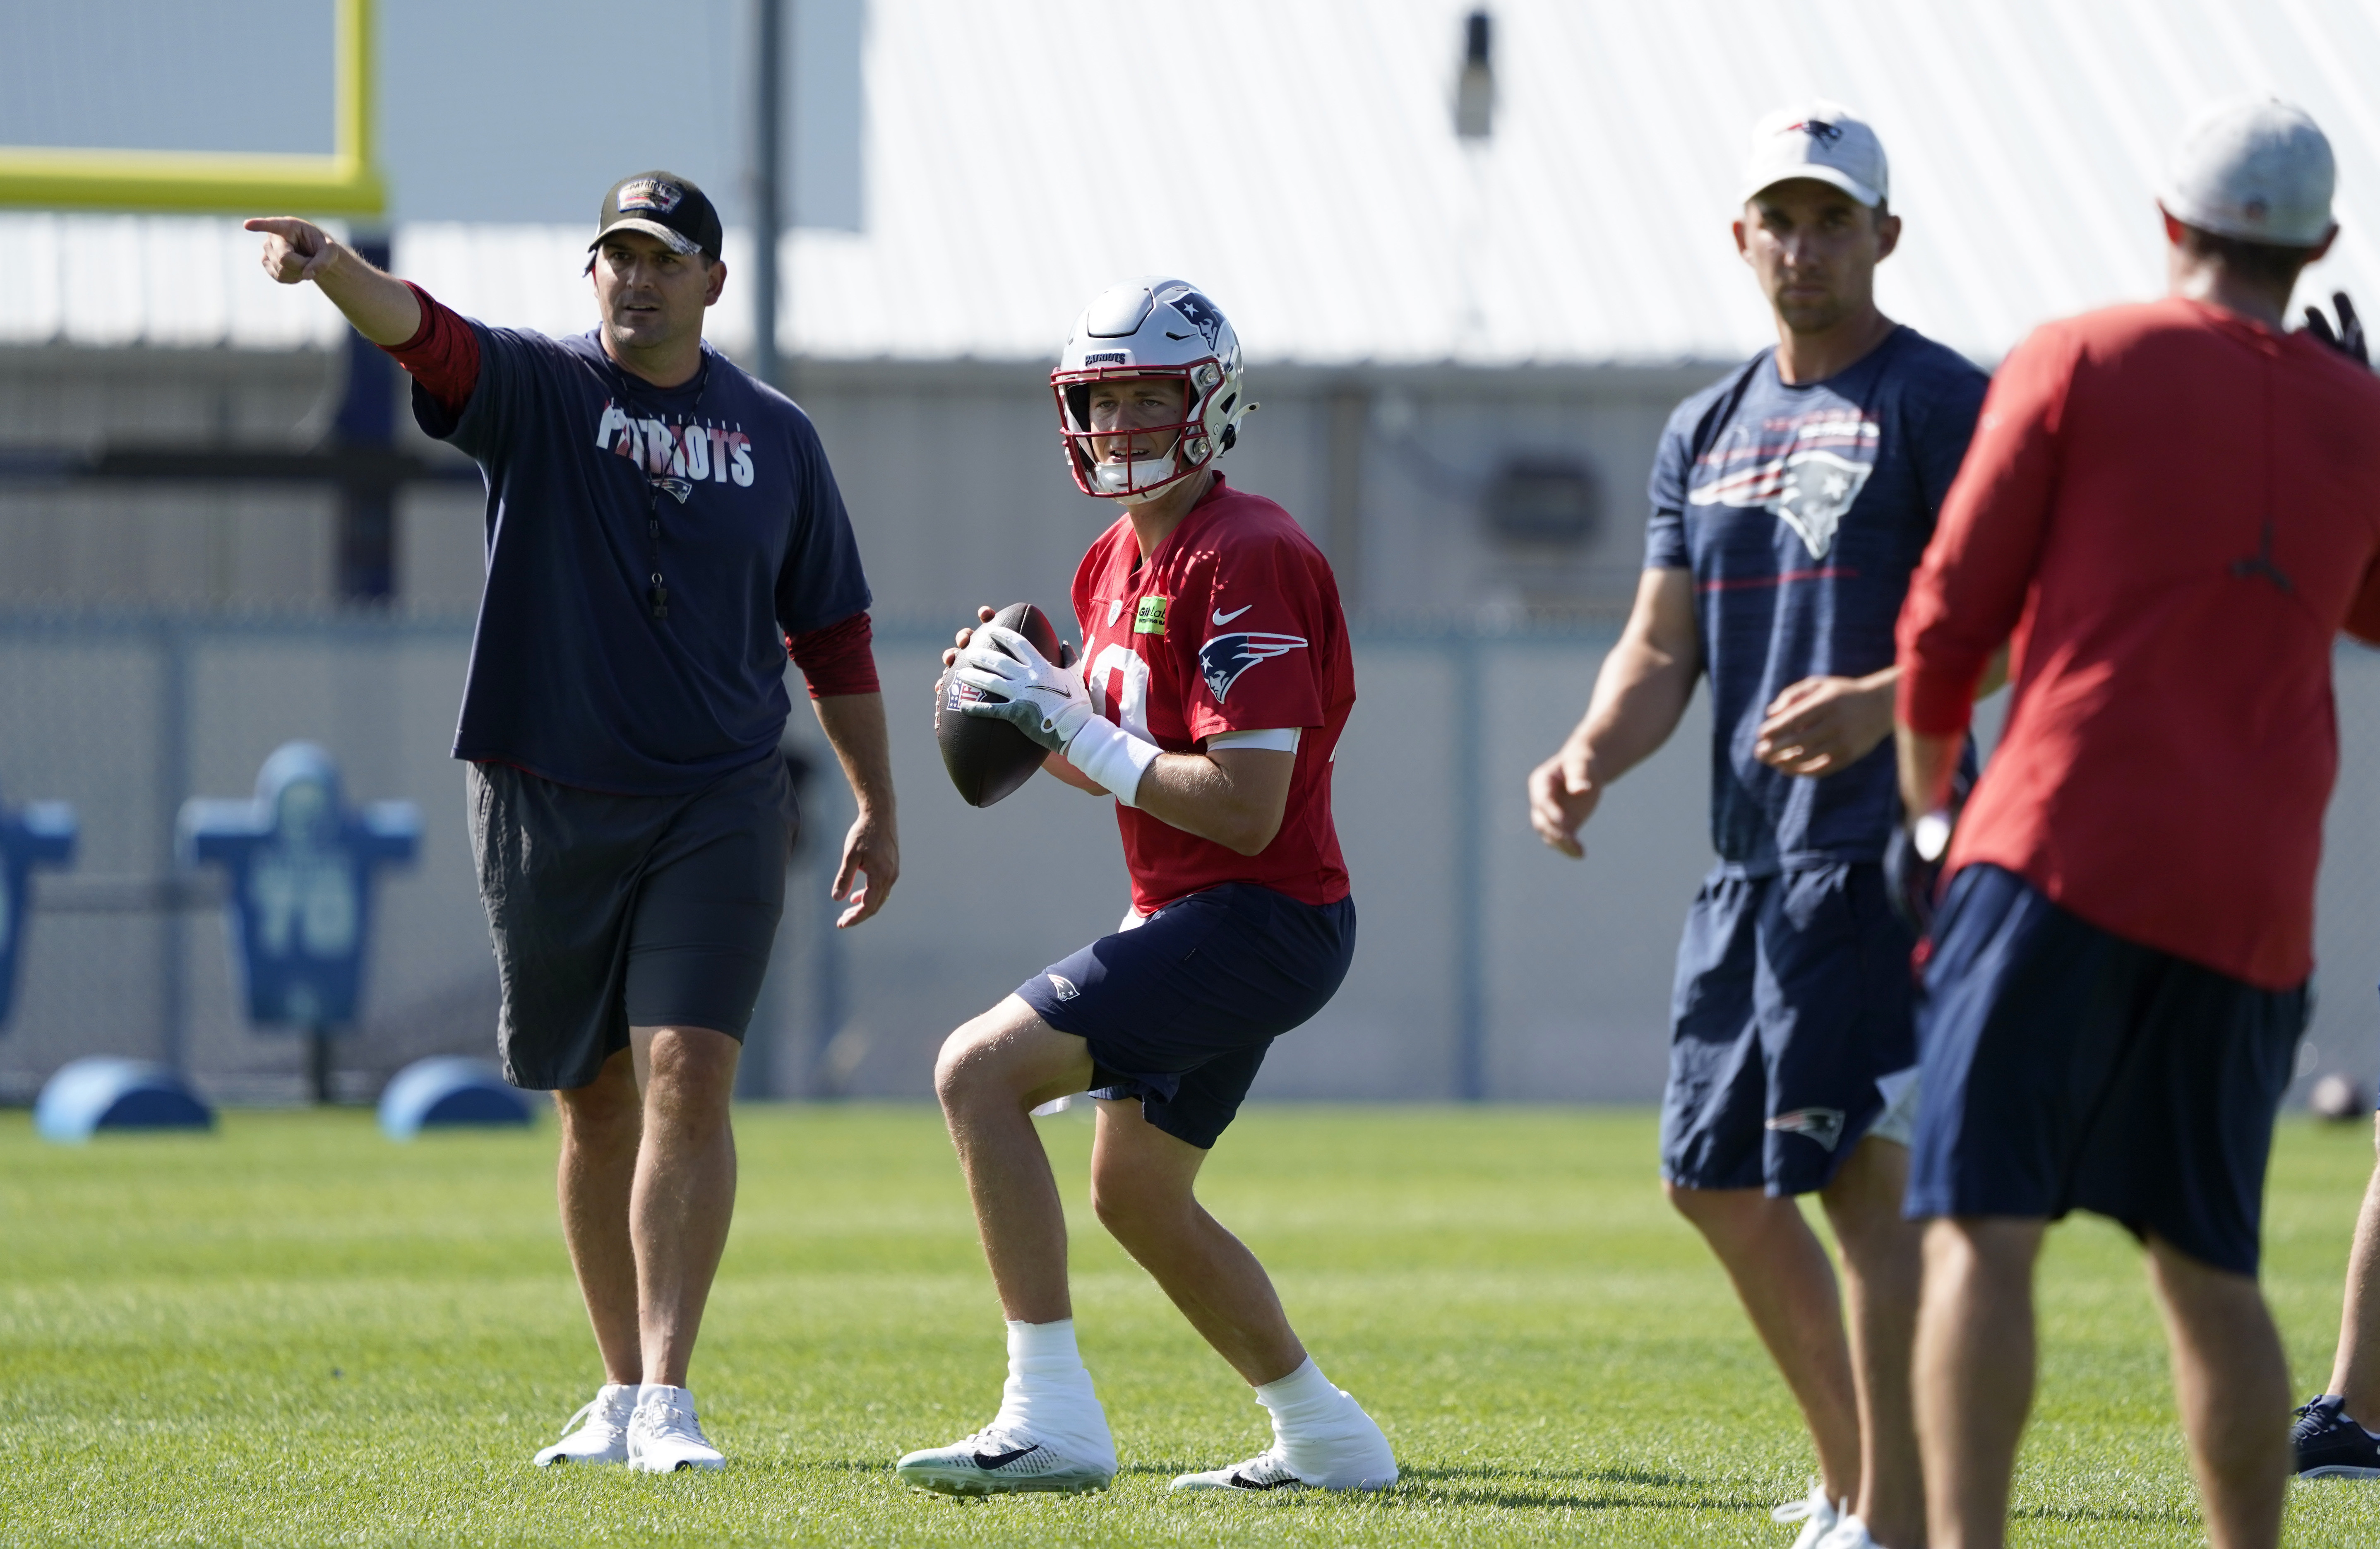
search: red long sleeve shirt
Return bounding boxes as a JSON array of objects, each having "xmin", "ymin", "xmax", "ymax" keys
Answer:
[
  {"xmin": 378, "ymin": 284, "xmax": 880, "ymax": 699},
  {"xmin": 1897, "ymin": 297, "xmax": 2380, "ymax": 988}
]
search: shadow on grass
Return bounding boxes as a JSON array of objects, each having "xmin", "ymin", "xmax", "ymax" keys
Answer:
[
  {"xmin": 810, "ymin": 1455, "xmax": 1780, "ymax": 1516},
  {"xmin": 2014, "ymin": 1502, "xmax": 2197, "ymax": 1525}
]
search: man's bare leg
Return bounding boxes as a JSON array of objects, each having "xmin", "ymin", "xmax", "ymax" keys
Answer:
[
  {"xmin": 931, "ymin": 995, "xmax": 1098, "ymax": 1322},
  {"xmin": 2327, "ymin": 1114, "xmax": 2380, "ymax": 1418},
  {"xmin": 1088, "ymin": 1096, "xmax": 1395, "ymax": 1490},
  {"xmin": 552, "ymin": 1049, "xmax": 643, "ymax": 1385},
  {"xmin": 627, "ymin": 1024, "xmax": 741, "ymax": 1388},
  {"xmin": 899, "ymin": 996, "xmax": 1116, "ymax": 1491},
  {"xmin": 1820, "ymin": 1138, "xmax": 1926, "ymax": 1546},
  {"xmin": 2146, "ymin": 1234, "xmax": 2291, "ymax": 1549},
  {"xmin": 1913, "ymin": 1217, "xmax": 2044, "ymax": 1549},
  {"xmin": 1088, "ymin": 1100, "xmax": 1306, "ymax": 1383},
  {"xmin": 1667, "ymin": 1181, "xmax": 1863, "ymax": 1505}
]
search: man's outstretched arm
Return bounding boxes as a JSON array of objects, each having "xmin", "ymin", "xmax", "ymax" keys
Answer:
[
  {"xmin": 244, "ymin": 216, "xmax": 420, "ymax": 345},
  {"xmin": 1526, "ymin": 565, "xmax": 1702, "ymax": 858}
]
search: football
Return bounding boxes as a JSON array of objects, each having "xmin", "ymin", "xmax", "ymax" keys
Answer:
[{"xmin": 935, "ymin": 602, "xmax": 1064, "ymax": 808}]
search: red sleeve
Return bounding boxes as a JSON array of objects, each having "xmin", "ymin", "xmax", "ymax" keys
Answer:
[
  {"xmin": 786, "ymin": 610, "xmax": 880, "ymax": 699},
  {"xmin": 1183, "ymin": 536, "xmax": 1327, "ymax": 742},
  {"xmin": 1895, "ymin": 324, "xmax": 2075, "ymax": 735},
  {"xmin": 377, "ymin": 281, "xmax": 480, "ymax": 417},
  {"xmin": 2346, "ymin": 557, "xmax": 2380, "ymax": 644}
]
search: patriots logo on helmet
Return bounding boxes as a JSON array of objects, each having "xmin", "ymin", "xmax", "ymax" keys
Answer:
[
  {"xmin": 1166, "ymin": 289, "xmax": 1226, "ymax": 350},
  {"xmin": 650, "ymin": 475, "xmax": 694, "ymax": 504},
  {"xmin": 1198, "ymin": 632, "xmax": 1307, "ymax": 703},
  {"xmin": 1765, "ymin": 1107, "xmax": 1847, "ymax": 1152}
]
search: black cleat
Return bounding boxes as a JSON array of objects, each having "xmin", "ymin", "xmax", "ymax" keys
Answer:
[{"xmin": 2294, "ymin": 1395, "xmax": 2380, "ymax": 1479}]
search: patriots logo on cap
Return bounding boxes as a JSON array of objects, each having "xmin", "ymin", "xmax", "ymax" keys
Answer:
[
  {"xmin": 618, "ymin": 178, "xmax": 684, "ymax": 214},
  {"xmin": 1198, "ymin": 632, "xmax": 1306, "ymax": 703},
  {"xmin": 1784, "ymin": 119, "xmax": 1843, "ymax": 145}
]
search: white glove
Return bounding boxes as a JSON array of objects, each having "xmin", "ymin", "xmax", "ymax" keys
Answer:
[
  {"xmin": 952, "ymin": 624, "xmax": 1162, "ymax": 804},
  {"xmin": 952, "ymin": 625, "xmax": 1093, "ymax": 753}
]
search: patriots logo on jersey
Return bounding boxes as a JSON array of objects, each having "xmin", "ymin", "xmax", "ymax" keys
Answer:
[
  {"xmin": 650, "ymin": 475, "xmax": 694, "ymax": 505},
  {"xmin": 1688, "ymin": 411, "xmax": 1879, "ymax": 560},
  {"xmin": 1198, "ymin": 632, "xmax": 1307, "ymax": 703}
]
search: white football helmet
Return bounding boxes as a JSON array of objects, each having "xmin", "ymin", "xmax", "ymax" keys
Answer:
[{"xmin": 1052, "ymin": 277, "xmax": 1254, "ymax": 503}]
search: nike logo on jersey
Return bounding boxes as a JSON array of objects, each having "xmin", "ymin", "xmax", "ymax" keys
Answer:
[
  {"xmin": 972, "ymin": 1444, "xmax": 1040, "ymax": 1470},
  {"xmin": 1211, "ymin": 605, "xmax": 1253, "ymax": 625},
  {"xmin": 1198, "ymin": 632, "xmax": 1307, "ymax": 703},
  {"xmin": 1766, "ymin": 1107, "xmax": 1847, "ymax": 1152},
  {"xmin": 1689, "ymin": 411, "xmax": 1879, "ymax": 560}
]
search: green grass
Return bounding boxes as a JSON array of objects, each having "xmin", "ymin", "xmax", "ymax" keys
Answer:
[{"xmin": 3, "ymin": 1106, "xmax": 2379, "ymax": 1546}]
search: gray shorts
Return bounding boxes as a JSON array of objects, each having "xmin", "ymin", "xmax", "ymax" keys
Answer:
[{"xmin": 467, "ymin": 756, "xmax": 795, "ymax": 1090}]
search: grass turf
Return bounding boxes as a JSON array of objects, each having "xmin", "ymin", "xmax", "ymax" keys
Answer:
[{"xmin": 3, "ymin": 1106, "xmax": 2379, "ymax": 1546}]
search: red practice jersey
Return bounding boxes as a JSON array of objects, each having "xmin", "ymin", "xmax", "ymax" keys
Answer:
[
  {"xmin": 1068, "ymin": 475, "xmax": 1355, "ymax": 915},
  {"xmin": 1898, "ymin": 297, "xmax": 2380, "ymax": 989}
]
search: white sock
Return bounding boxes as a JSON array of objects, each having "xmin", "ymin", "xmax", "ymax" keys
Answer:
[
  {"xmin": 1254, "ymin": 1358, "xmax": 1394, "ymax": 1487},
  {"xmin": 992, "ymin": 1319, "xmax": 1114, "ymax": 1466},
  {"xmin": 1254, "ymin": 1357, "xmax": 1343, "ymax": 1431}
]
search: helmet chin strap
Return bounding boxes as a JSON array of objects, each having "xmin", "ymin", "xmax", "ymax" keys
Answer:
[{"xmin": 1093, "ymin": 456, "xmax": 1185, "ymax": 503}]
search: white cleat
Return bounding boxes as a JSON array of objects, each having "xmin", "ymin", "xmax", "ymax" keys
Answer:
[
  {"xmin": 1172, "ymin": 1396, "xmax": 1398, "ymax": 1494},
  {"xmin": 624, "ymin": 1384, "xmax": 725, "ymax": 1472},
  {"xmin": 1774, "ymin": 1483, "xmax": 1845, "ymax": 1549},
  {"xmin": 532, "ymin": 1382, "xmax": 638, "ymax": 1467},
  {"xmin": 1813, "ymin": 1511, "xmax": 1883, "ymax": 1549},
  {"xmin": 895, "ymin": 1425, "xmax": 1116, "ymax": 1496}
]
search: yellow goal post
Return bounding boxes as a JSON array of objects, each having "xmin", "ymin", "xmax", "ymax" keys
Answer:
[{"xmin": 0, "ymin": 0, "xmax": 384, "ymax": 215}]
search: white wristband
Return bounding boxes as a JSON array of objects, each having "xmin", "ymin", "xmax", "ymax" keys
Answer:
[{"xmin": 1064, "ymin": 717, "xmax": 1163, "ymax": 806}]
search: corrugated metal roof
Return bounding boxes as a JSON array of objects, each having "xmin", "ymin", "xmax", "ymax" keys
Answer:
[{"xmin": 6, "ymin": 0, "xmax": 2380, "ymax": 365}]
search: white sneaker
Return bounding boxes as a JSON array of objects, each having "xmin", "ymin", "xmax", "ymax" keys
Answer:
[
  {"xmin": 894, "ymin": 1424, "xmax": 1115, "ymax": 1496},
  {"xmin": 624, "ymin": 1384, "xmax": 725, "ymax": 1472},
  {"xmin": 1814, "ymin": 1512, "xmax": 1881, "ymax": 1549},
  {"xmin": 532, "ymin": 1382, "xmax": 637, "ymax": 1467},
  {"xmin": 1172, "ymin": 1397, "xmax": 1398, "ymax": 1493},
  {"xmin": 1773, "ymin": 1483, "xmax": 1844, "ymax": 1549}
]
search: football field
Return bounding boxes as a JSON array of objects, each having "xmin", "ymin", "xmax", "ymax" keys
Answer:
[{"xmin": 5, "ymin": 1104, "xmax": 2379, "ymax": 1547}]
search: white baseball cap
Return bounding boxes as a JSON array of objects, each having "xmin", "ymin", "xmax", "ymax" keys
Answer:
[
  {"xmin": 1741, "ymin": 101, "xmax": 1888, "ymax": 208},
  {"xmin": 2159, "ymin": 97, "xmax": 2335, "ymax": 247}
]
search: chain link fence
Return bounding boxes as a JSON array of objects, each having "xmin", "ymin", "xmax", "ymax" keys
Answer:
[{"xmin": 3, "ymin": 609, "xmax": 2377, "ymax": 1111}]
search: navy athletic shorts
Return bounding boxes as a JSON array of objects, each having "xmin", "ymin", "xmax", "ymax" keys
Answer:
[
  {"xmin": 1014, "ymin": 882, "xmax": 1356, "ymax": 1150},
  {"xmin": 1661, "ymin": 862, "xmax": 1919, "ymax": 1196},
  {"xmin": 1906, "ymin": 863, "xmax": 2308, "ymax": 1276},
  {"xmin": 468, "ymin": 755, "xmax": 797, "ymax": 1091}
]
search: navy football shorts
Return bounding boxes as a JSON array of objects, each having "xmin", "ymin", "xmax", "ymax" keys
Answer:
[
  {"xmin": 1014, "ymin": 882, "xmax": 1355, "ymax": 1150},
  {"xmin": 1661, "ymin": 862, "xmax": 1919, "ymax": 1196},
  {"xmin": 468, "ymin": 755, "xmax": 796, "ymax": 1091},
  {"xmin": 1906, "ymin": 863, "xmax": 2308, "ymax": 1276}
]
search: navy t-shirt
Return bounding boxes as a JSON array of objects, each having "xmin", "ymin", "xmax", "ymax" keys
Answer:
[
  {"xmin": 418, "ymin": 326, "xmax": 871, "ymax": 795},
  {"xmin": 1646, "ymin": 326, "xmax": 1986, "ymax": 872}
]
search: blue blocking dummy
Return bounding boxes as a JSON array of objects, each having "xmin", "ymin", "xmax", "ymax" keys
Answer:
[
  {"xmin": 0, "ymin": 789, "xmax": 76, "ymax": 1028},
  {"xmin": 36, "ymin": 1056, "xmax": 213, "ymax": 1141},
  {"xmin": 178, "ymin": 743, "xmax": 419, "ymax": 1030},
  {"xmin": 378, "ymin": 1056, "xmax": 532, "ymax": 1139}
]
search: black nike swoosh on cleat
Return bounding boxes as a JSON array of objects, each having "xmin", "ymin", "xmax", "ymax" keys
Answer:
[
  {"xmin": 973, "ymin": 1445, "xmax": 1040, "ymax": 1469},
  {"xmin": 1228, "ymin": 1470, "xmax": 1298, "ymax": 1490}
]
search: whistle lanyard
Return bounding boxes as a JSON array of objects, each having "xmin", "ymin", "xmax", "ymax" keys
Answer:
[{"xmin": 616, "ymin": 358, "xmax": 711, "ymax": 622}]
